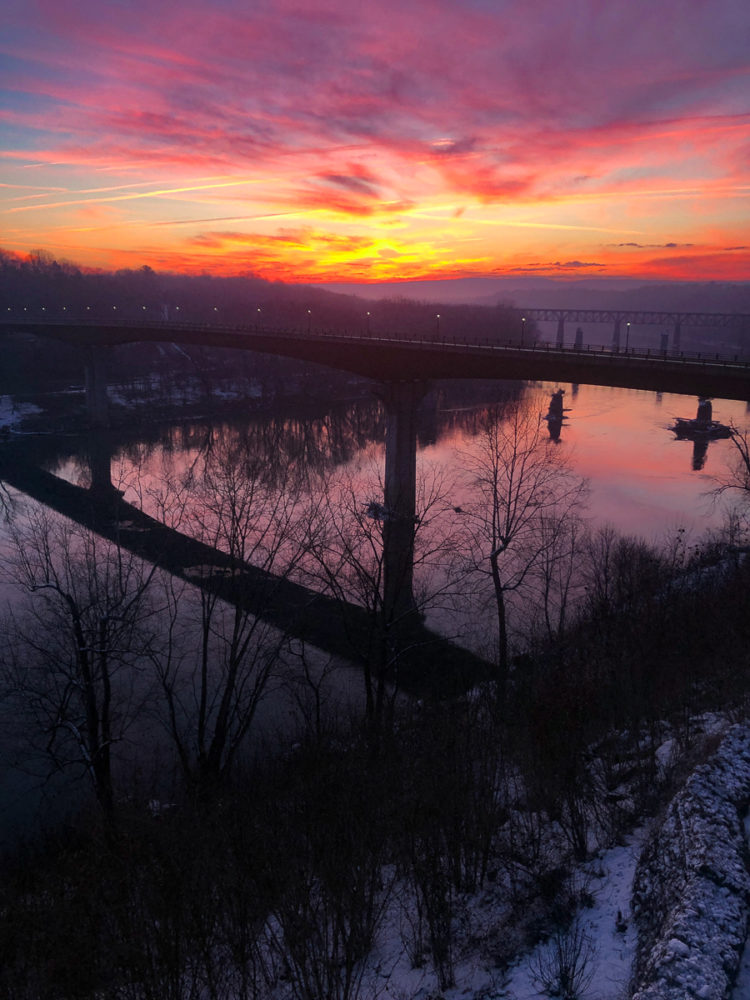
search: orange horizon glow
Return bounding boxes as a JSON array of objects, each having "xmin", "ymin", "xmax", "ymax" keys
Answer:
[{"xmin": 1, "ymin": 0, "xmax": 748, "ymax": 285}]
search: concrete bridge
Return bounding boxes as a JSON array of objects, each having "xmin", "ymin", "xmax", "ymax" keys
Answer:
[
  {"xmin": 2, "ymin": 314, "xmax": 749, "ymax": 628},
  {"xmin": 3, "ymin": 316, "xmax": 749, "ymax": 400}
]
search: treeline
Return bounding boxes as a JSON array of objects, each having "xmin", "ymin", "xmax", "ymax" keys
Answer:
[{"xmin": 0, "ymin": 247, "xmax": 527, "ymax": 342}]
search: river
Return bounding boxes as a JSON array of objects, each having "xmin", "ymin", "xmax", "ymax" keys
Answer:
[
  {"xmin": 2, "ymin": 375, "xmax": 748, "ymax": 652},
  {"xmin": 0, "ymin": 374, "xmax": 747, "ymax": 841}
]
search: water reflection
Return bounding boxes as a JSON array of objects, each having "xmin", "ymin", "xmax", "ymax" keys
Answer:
[
  {"xmin": 691, "ymin": 438, "xmax": 710, "ymax": 471},
  {"xmin": 3, "ymin": 379, "xmax": 745, "ymax": 543},
  {"xmin": 670, "ymin": 396, "xmax": 733, "ymax": 472},
  {"xmin": 544, "ymin": 388, "xmax": 567, "ymax": 443}
]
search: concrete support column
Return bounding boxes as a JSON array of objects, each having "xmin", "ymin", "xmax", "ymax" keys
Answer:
[
  {"xmin": 556, "ymin": 315, "xmax": 565, "ymax": 347},
  {"xmin": 84, "ymin": 345, "xmax": 110, "ymax": 428},
  {"xmin": 382, "ymin": 381, "xmax": 428, "ymax": 624},
  {"xmin": 87, "ymin": 433, "xmax": 115, "ymax": 496},
  {"xmin": 612, "ymin": 319, "xmax": 621, "ymax": 352},
  {"xmin": 673, "ymin": 321, "xmax": 682, "ymax": 354}
]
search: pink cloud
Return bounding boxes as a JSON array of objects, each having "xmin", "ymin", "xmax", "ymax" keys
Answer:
[{"xmin": 1, "ymin": 0, "xmax": 747, "ymax": 279}]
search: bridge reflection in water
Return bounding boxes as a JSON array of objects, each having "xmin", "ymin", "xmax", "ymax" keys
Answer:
[{"xmin": 0, "ymin": 441, "xmax": 492, "ymax": 697}]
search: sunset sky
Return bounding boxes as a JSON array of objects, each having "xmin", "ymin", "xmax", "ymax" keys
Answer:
[{"xmin": 1, "ymin": 0, "xmax": 748, "ymax": 285}]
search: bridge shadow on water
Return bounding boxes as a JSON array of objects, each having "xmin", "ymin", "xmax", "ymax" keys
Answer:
[{"xmin": 0, "ymin": 450, "xmax": 494, "ymax": 699}]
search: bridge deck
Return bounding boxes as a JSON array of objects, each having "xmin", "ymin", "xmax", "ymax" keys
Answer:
[{"xmin": 3, "ymin": 319, "xmax": 747, "ymax": 400}]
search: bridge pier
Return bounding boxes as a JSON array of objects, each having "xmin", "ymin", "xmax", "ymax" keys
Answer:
[
  {"xmin": 382, "ymin": 381, "xmax": 428, "ymax": 625},
  {"xmin": 84, "ymin": 345, "xmax": 110, "ymax": 428},
  {"xmin": 556, "ymin": 316, "xmax": 565, "ymax": 347},
  {"xmin": 612, "ymin": 319, "xmax": 621, "ymax": 352},
  {"xmin": 673, "ymin": 321, "xmax": 682, "ymax": 354},
  {"xmin": 87, "ymin": 433, "xmax": 118, "ymax": 496}
]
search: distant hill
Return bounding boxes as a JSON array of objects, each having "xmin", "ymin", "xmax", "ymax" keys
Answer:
[{"xmin": 318, "ymin": 277, "xmax": 750, "ymax": 314}]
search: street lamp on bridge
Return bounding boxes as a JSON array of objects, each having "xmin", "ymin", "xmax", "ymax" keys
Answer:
[
  {"xmin": 521, "ymin": 316, "xmax": 526, "ymax": 345},
  {"xmin": 626, "ymin": 322, "xmax": 631, "ymax": 353},
  {"xmin": 436, "ymin": 313, "xmax": 441, "ymax": 336}
]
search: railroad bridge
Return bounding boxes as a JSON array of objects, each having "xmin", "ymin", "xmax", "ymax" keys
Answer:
[{"xmin": 517, "ymin": 306, "xmax": 749, "ymax": 355}]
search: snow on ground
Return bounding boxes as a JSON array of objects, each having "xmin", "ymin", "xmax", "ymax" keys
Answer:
[
  {"xmin": 107, "ymin": 376, "xmax": 263, "ymax": 409},
  {"xmin": 351, "ymin": 827, "xmax": 644, "ymax": 1000},
  {"xmin": 632, "ymin": 724, "xmax": 750, "ymax": 1000},
  {"xmin": 732, "ymin": 812, "xmax": 750, "ymax": 999},
  {"xmin": 0, "ymin": 394, "xmax": 41, "ymax": 429},
  {"xmin": 355, "ymin": 723, "xmax": 750, "ymax": 1000},
  {"xmin": 499, "ymin": 833, "xmax": 643, "ymax": 1000}
]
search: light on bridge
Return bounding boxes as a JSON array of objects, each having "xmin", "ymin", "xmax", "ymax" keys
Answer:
[{"xmin": 626, "ymin": 322, "xmax": 631, "ymax": 352}]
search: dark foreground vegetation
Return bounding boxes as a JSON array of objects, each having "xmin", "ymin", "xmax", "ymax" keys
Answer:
[{"xmin": 1, "ymin": 510, "xmax": 749, "ymax": 998}]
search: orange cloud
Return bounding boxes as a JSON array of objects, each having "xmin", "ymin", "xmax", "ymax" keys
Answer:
[{"xmin": 1, "ymin": 0, "xmax": 747, "ymax": 281}]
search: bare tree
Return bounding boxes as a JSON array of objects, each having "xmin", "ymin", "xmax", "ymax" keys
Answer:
[
  {"xmin": 302, "ymin": 453, "xmax": 463, "ymax": 731},
  {"xmin": 712, "ymin": 424, "xmax": 750, "ymax": 511},
  {"xmin": 530, "ymin": 916, "xmax": 596, "ymax": 999},
  {"xmin": 150, "ymin": 438, "xmax": 314, "ymax": 798},
  {"xmin": 527, "ymin": 510, "xmax": 589, "ymax": 648},
  {"xmin": 458, "ymin": 397, "xmax": 588, "ymax": 695},
  {"xmin": 0, "ymin": 480, "xmax": 13, "ymax": 521},
  {"xmin": 580, "ymin": 524, "xmax": 664, "ymax": 621},
  {"xmin": 1, "ymin": 506, "xmax": 159, "ymax": 818}
]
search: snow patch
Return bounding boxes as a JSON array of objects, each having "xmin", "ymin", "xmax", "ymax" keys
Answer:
[
  {"xmin": 631, "ymin": 724, "xmax": 750, "ymax": 1000},
  {"xmin": 0, "ymin": 394, "xmax": 41, "ymax": 429}
]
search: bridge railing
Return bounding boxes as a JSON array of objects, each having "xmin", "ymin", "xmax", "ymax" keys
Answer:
[{"xmin": 2, "ymin": 314, "xmax": 749, "ymax": 370}]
